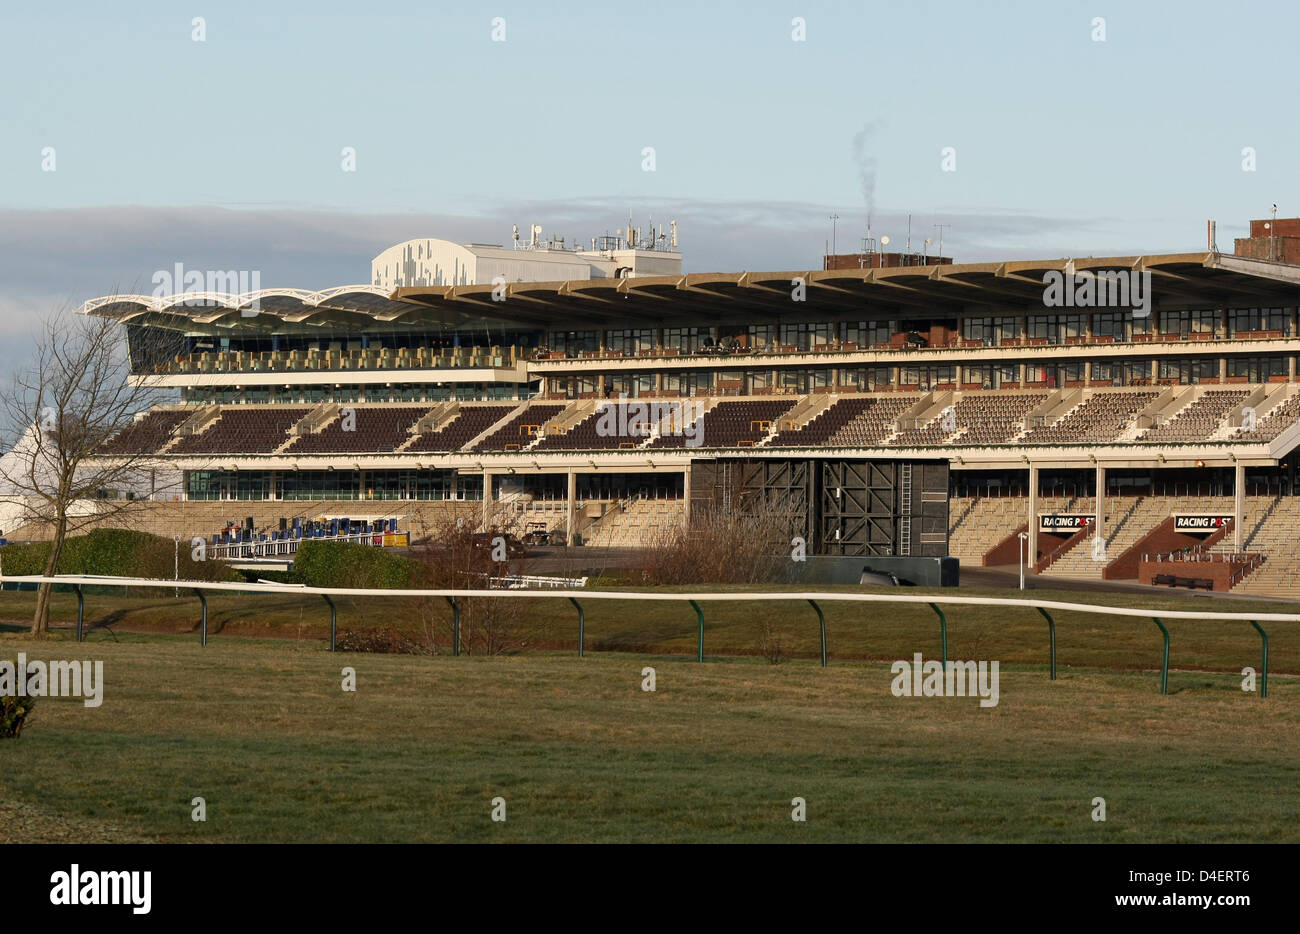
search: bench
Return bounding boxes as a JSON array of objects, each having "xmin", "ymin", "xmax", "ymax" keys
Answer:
[{"xmin": 1153, "ymin": 574, "xmax": 1177, "ymax": 586}]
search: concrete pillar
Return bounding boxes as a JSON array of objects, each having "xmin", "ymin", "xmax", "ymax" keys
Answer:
[
  {"xmin": 681, "ymin": 466, "xmax": 691, "ymax": 526},
  {"xmin": 1219, "ymin": 357, "xmax": 1228, "ymax": 382},
  {"xmin": 1095, "ymin": 465, "xmax": 1106, "ymax": 545},
  {"xmin": 482, "ymin": 469, "xmax": 492, "ymax": 527},
  {"xmin": 1233, "ymin": 461, "xmax": 1245, "ymax": 551},
  {"xmin": 1290, "ymin": 355, "xmax": 1297, "ymax": 382},
  {"xmin": 954, "ymin": 364, "xmax": 963, "ymax": 386},
  {"xmin": 1027, "ymin": 463, "xmax": 1039, "ymax": 568},
  {"xmin": 1084, "ymin": 360, "xmax": 1092, "ymax": 386},
  {"xmin": 566, "ymin": 469, "xmax": 577, "ymax": 545}
]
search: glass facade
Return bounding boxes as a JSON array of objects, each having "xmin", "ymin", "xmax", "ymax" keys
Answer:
[{"xmin": 186, "ymin": 470, "xmax": 484, "ymax": 502}]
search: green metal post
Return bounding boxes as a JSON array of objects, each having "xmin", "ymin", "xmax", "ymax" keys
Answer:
[
  {"xmin": 689, "ymin": 599, "xmax": 704, "ymax": 662},
  {"xmin": 1153, "ymin": 617, "xmax": 1169, "ymax": 695},
  {"xmin": 194, "ymin": 589, "xmax": 208, "ymax": 647},
  {"xmin": 570, "ymin": 597, "xmax": 585, "ymax": 657},
  {"xmin": 75, "ymin": 585, "xmax": 84, "ymax": 643},
  {"xmin": 1249, "ymin": 620, "xmax": 1268, "ymax": 698},
  {"xmin": 807, "ymin": 600, "xmax": 827, "ymax": 667},
  {"xmin": 928, "ymin": 603, "xmax": 948, "ymax": 672},
  {"xmin": 445, "ymin": 596, "xmax": 460, "ymax": 656},
  {"xmin": 323, "ymin": 594, "xmax": 337, "ymax": 652},
  {"xmin": 1035, "ymin": 607, "xmax": 1057, "ymax": 680}
]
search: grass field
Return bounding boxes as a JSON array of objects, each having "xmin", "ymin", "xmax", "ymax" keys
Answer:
[{"xmin": 2, "ymin": 583, "xmax": 1297, "ymax": 843}]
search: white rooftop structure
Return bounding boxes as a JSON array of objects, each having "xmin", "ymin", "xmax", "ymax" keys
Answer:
[{"xmin": 371, "ymin": 222, "xmax": 683, "ymax": 289}]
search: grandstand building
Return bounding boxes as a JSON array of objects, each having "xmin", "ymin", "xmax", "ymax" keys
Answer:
[{"xmin": 76, "ymin": 216, "xmax": 1300, "ymax": 595}]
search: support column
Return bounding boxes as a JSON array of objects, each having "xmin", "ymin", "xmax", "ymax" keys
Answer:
[
  {"xmin": 682, "ymin": 466, "xmax": 691, "ymax": 526},
  {"xmin": 566, "ymin": 469, "xmax": 577, "ymax": 545},
  {"xmin": 1219, "ymin": 357, "xmax": 1228, "ymax": 382},
  {"xmin": 1234, "ymin": 461, "xmax": 1245, "ymax": 551},
  {"xmin": 482, "ymin": 469, "xmax": 492, "ymax": 527},
  {"xmin": 1095, "ymin": 464, "xmax": 1106, "ymax": 544},
  {"xmin": 1027, "ymin": 463, "xmax": 1039, "ymax": 568}
]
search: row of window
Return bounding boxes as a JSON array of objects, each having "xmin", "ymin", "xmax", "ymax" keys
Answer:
[
  {"xmin": 553, "ymin": 308, "xmax": 1296, "ymax": 354},
  {"xmin": 546, "ymin": 355, "xmax": 1296, "ymax": 394},
  {"xmin": 181, "ymin": 384, "xmax": 530, "ymax": 405},
  {"xmin": 186, "ymin": 470, "xmax": 486, "ymax": 501}
]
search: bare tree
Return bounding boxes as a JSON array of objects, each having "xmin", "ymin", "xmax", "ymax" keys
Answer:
[
  {"xmin": 0, "ymin": 309, "xmax": 173, "ymax": 637},
  {"xmin": 411, "ymin": 506, "xmax": 527, "ymax": 655}
]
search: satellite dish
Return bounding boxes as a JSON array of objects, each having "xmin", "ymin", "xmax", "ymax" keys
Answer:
[{"xmin": 880, "ymin": 236, "xmax": 891, "ymax": 246}]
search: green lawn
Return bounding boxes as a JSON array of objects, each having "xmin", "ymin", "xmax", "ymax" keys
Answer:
[{"xmin": 2, "ymin": 628, "xmax": 1296, "ymax": 843}]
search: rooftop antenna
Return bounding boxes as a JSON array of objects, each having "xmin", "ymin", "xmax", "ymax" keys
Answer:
[
  {"xmin": 829, "ymin": 213, "xmax": 839, "ymax": 257},
  {"xmin": 670, "ymin": 219, "xmax": 678, "ymax": 249},
  {"xmin": 1270, "ymin": 203, "xmax": 1278, "ymax": 261},
  {"xmin": 934, "ymin": 223, "xmax": 951, "ymax": 262}
]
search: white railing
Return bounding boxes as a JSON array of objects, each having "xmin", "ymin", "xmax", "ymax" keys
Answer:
[
  {"xmin": 6, "ymin": 573, "xmax": 1299, "ymax": 622},
  {"xmin": 210, "ymin": 530, "xmax": 409, "ymax": 560}
]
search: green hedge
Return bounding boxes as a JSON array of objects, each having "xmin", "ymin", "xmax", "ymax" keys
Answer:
[
  {"xmin": 292, "ymin": 541, "xmax": 413, "ymax": 589},
  {"xmin": 0, "ymin": 529, "xmax": 242, "ymax": 582}
]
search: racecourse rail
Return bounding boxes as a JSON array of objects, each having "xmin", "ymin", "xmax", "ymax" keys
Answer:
[{"xmin": 3, "ymin": 574, "xmax": 1292, "ymax": 697}]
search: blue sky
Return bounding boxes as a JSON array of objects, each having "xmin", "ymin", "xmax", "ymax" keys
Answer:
[{"xmin": 1, "ymin": 0, "xmax": 1297, "ymax": 337}]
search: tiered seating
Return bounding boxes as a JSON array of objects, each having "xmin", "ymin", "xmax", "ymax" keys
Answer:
[
  {"xmin": 285, "ymin": 406, "xmax": 432, "ymax": 454},
  {"xmin": 1022, "ymin": 391, "xmax": 1158, "ymax": 444},
  {"xmin": 826, "ymin": 395, "xmax": 920, "ymax": 446},
  {"xmin": 949, "ymin": 392, "xmax": 1046, "ymax": 444},
  {"xmin": 474, "ymin": 404, "xmax": 567, "ymax": 451},
  {"xmin": 650, "ymin": 399, "xmax": 795, "ymax": 449},
  {"xmin": 770, "ymin": 397, "xmax": 879, "ymax": 446},
  {"xmin": 97, "ymin": 409, "xmax": 190, "ymax": 455},
  {"xmin": 947, "ymin": 496, "xmax": 1027, "ymax": 560},
  {"xmin": 1230, "ymin": 394, "xmax": 1300, "ymax": 441},
  {"xmin": 1217, "ymin": 496, "xmax": 1300, "ymax": 594},
  {"xmin": 1141, "ymin": 390, "xmax": 1249, "ymax": 442},
  {"xmin": 170, "ymin": 408, "xmax": 310, "ymax": 454},
  {"xmin": 406, "ymin": 405, "xmax": 515, "ymax": 453},
  {"xmin": 533, "ymin": 402, "xmax": 673, "ymax": 451},
  {"xmin": 1042, "ymin": 495, "xmax": 1158, "ymax": 577},
  {"xmin": 583, "ymin": 499, "xmax": 685, "ymax": 546}
]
